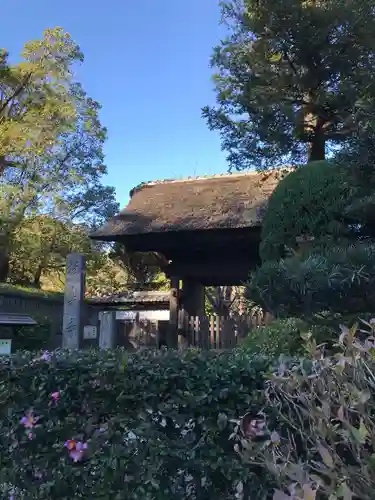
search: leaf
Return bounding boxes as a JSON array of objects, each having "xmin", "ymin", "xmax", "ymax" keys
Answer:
[
  {"xmin": 270, "ymin": 430, "xmax": 281, "ymax": 445},
  {"xmin": 269, "ymin": 52, "xmax": 282, "ymax": 63},
  {"xmin": 340, "ymin": 483, "xmax": 353, "ymax": 500},
  {"xmin": 318, "ymin": 443, "xmax": 334, "ymax": 468},
  {"xmin": 337, "ymin": 405, "xmax": 345, "ymax": 421},
  {"xmin": 359, "ymin": 390, "xmax": 371, "ymax": 404},
  {"xmin": 217, "ymin": 412, "xmax": 228, "ymax": 431},
  {"xmin": 273, "ymin": 490, "xmax": 291, "ymax": 500},
  {"xmin": 358, "ymin": 419, "xmax": 369, "ymax": 441},
  {"xmin": 302, "ymin": 484, "xmax": 318, "ymax": 500},
  {"xmin": 350, "ymin": 420, "xmax": 368, "ymax": 443},
  {"xmin": 236, "ymin": 481, "xmax": 244, "ymax": 494}
]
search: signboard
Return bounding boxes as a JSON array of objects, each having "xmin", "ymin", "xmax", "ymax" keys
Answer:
[
  {"xmin": 115, "ymin": 310, "xmax": 170, "ymax": 321},
  {"xmin": 116, "ymin": 311, "xmax": 137, "ymax": 320},
  {"xmin": 139, "ymin": 310, "xmax": 169, "ymax": 321},
  {"xmin": 83, "ymin": 325, "xmax": 97, "ymax": 340},
  {"xmin": 0, "ymin": 339, "xmax": 11, "ymax": 355}
]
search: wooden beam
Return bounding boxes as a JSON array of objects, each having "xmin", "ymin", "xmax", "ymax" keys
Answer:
[
  {"xmin": 165, "ymin": 257, "xmax": 258, "ymax": 286},
  {"xmin": 119, "ymin": 227, "xmax": 261, "ymax": 256},
  {"xmin": 167, "ymin": 277, "xmax": 179, "ymax": 348},
  {"xmin": 181, "ymin": 279, "xmax": 205, "ymax": 316}
]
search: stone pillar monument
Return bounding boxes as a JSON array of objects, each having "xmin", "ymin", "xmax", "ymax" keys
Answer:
[{"xmin": 62, "ymin": 253, "xmax": 85, "ymax": 349}]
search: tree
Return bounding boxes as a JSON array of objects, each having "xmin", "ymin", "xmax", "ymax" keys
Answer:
[
  {"xmin": 205, "ymin": 286, "xmax": 246, "ymax": 316},
  {"xmin": 8, "ymin": 214, "xmax": 129, "ymax": 295},
  {"xmin": 0, "ymin": 28, "xmax": 115, "ymax": 281},
  {"xmin": 110, "ymin": 244, "xmax": 169, "ymax": 291},
  {"xmin": 0, "ymin": 28, "xmax": 83, "ymax": 279},
  {"xmin": 0, "ymin": 28, "xmax": 82, "ymax": 173},
  {"xmin": 203, "ymin": 0, "xmax": 375, "ymax": 170},
  {"xmin": 9, "ymin": 216, "xmax": 91, "ymax": 287}
]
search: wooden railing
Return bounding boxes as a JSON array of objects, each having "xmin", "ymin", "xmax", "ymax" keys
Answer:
[{"xmin": 179, "ymin": 313, "xmax": 263, "ymax": 349}]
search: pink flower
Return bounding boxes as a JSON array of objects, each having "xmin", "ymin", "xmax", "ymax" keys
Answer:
[
  {"xmin": 64, "ymin": 439, "xmax": 76, "ymax": 451},
  {"xmin": 34, "ymin": 469, "xmax": 43, "ymax": 479},
  {"xmin": 68, "ymin": 441, "xmax": 88, "ymax": 462},
  {"xmin": 51, "ymin": 391, "xmax": 59, "ymax": 402},
  {"xmin": 20, "ymin": 413, "xmax": 39, "ymax": 429},
  {"xmin": 40, "ymin": 351, "xmax": 51, "ymax": 361},
  {"xmin": 27, "ymin": 432, "xmax": 33, "ymax": 440},
  {"xmin": 76, "ymin": 441, "xmax": 87, "ymax": 452}
]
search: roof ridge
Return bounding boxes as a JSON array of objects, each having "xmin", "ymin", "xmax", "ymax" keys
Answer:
[{"xmin": 129, "ymin": 166, "xmax": 292, "ymax": 198}]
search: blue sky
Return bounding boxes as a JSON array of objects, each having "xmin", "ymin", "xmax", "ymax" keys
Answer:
[{"xmin": 2, "ymin": 0, "xmax": 229, "ymax": 206}]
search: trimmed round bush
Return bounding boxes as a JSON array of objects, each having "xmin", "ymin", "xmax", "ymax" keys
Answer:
[{"xmin": 260, "ymin": 160, "xmax": 355, "ymax": 261}]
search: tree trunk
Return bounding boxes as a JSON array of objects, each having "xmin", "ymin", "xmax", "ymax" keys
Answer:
[
  {"xmin": 0, "ymin": 251, "xmax": 9, "ymax": 282},
  {"xmin": 308, "ymin": 135, "xmax": 325, "ymax": 161},
  {"xmin": 33, "ymin": 264, "xmax": 43, "ymax": 288},
  {"xmin": 308, "ymin": 117, "xmax": 326, "ymax": 162},
  {"xmin": 0, "ymin": 232, "xmax": 10, "ymax": 282}
]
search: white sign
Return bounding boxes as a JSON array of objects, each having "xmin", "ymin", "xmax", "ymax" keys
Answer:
[
  {"xmin": 0, "ymin": 339, "xmax": 11, "ymax": 355},
  {"xmin": 115, "ymin": 310, "xmax": 170, "ymax": 321},
  {"xmin": 139, "ymin": 310, "xmax": 169, "ymax": 321},
  {"xmin": 83, "ymin": 325, "xmax": 97, "ymax": 339},
  {"xmin": 116, "ymin": 311, "xmax": 137, "ymax": 320}
]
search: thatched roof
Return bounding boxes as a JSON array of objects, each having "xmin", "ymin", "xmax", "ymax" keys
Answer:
[{"xmin": 91, "ymin": 169, "xmax": 290, "ymax": 240}]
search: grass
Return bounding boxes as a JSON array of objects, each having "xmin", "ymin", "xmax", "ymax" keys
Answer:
[{"xmin": 0, "ymin": 283, "xmax": 64, "ymax": 299}]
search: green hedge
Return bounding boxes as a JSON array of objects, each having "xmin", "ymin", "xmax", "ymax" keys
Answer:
[
  {"xmin": 0, "ymin": 349, "xmax": 274, "ymax": 499},
  {"xmin": 13, "ymin": 320, "xmax": 53, "ymax": 351},
  {"xmin": 0, "ymin": 318, "xmax": 53, "ymax": 352},
  {"xmin": 239, "ymin": 318, "xmax": 307, "ymax": 358}
]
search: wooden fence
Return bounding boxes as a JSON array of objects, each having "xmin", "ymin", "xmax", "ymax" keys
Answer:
[{"xmin": 180, "ymin": 314, "xmax": 263, "ymax": 349}]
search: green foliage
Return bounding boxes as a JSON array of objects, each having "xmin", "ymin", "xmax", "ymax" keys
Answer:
[
  {"xmin": 239, "ymin": 318, "xmax": 307, "ymax": 358},
  {"xmin": 11, "ymin": 320, "xmax": 52, "ymax": 352},
  {"xmin": 250, "ymin": 155, "xmax": 375, "ymax": 319},
  {"xmin": 203, "ymin": 0, "xmax": 375, "ymax": 169},
  {"xmin": 236, "ymin": 321, "xmax": 375, "ymax": 499},
  {"xmin": 0, "ymin": 349, "xmax": 273, "ymax": 499},
  {"xmin": 0, "ymin": 283, "xmax": 63, "ymax": 299},
  {"xmin": 111, "ymin": 243, "xmax": 169, "ymax": 292},
  {"xmin": 9, "ymin": 216, "xmax": 91, "ymax": 287},
  {"xmin": 248, "ymin": 242, "xmax": 375, "ymax": 319},
  {"xmin": 0, "ymin": 27, "xmax": 82, "ymax": 165},
  {"xmin": 7, "ymin": 215, "xmax": 130, "ymax": 295},
  {"xmin": 0, "ymin": 27, "xmax": 120, "ymax": 288},
  {"xmin": 260, "ymin": 161, "xmax": 355, "ymax": 262}
]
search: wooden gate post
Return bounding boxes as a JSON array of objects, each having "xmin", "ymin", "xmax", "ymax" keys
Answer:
[
  {"xmin": 167, "ymin": 277, "xmax": 179, "ymax": 348},
  {"xmin": 99, "ymin": 311, "xmax": 116, "ymax": 349}
]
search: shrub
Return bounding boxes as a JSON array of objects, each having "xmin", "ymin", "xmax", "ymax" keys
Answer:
[
  {"xmin": 235, "ymin": 320, "xmax": 375, "ymax": 499},
  {"xmin": 0, "ymin": 348, "xmax": 274, "ymax": 499},
  {"xmin": 11, "ymin": 317, "xmax": 53, "ymax": 351},
  {"xmin": 250, "ymin": 157, "xmax": 375, "ymax": 321},
  {"xmin": 259, "ymin": 160, "xmax": 355, "ymax": 262},
  {"xmin": 0, "ymin": 316, "xmax": 53, "ymax": 352},
  {"xmin": 239, "ymin": 318, "xmax": 307, "ymax": 358},
  {"xmin": 248, "ymin": 242, "xmax": 375, "ymax": 319}
]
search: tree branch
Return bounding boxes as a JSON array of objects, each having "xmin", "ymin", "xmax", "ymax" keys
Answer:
[{"xmin": 0, "ymin": 73, "xmax": 32, "ymax": 119}]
